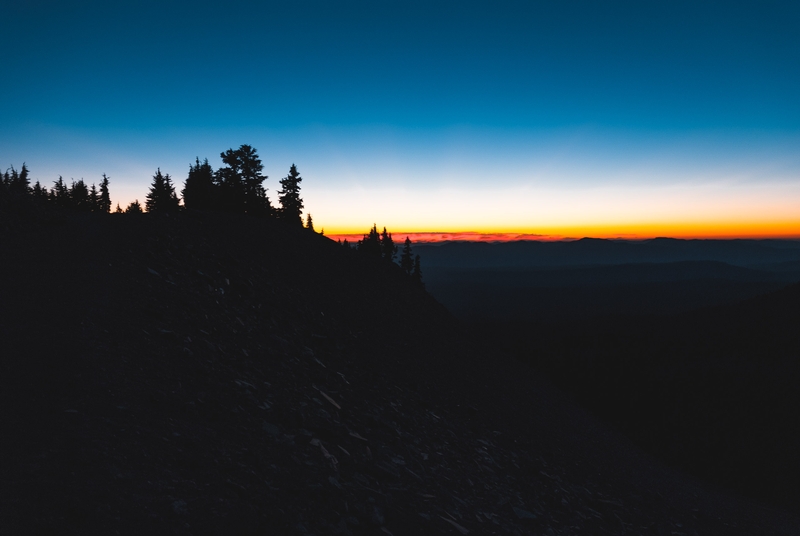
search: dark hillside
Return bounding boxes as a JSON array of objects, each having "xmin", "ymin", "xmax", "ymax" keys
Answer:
[
  {"xmin": 416, "ymin": 238, "xmax": 800, "ymax": 270},
  {"xmin": 490, "ymin": 282, "xmax": 800, "ymax": 509},
  {"xmin": 1, "ymin": 213, "xmax": 797, "ymax": 534},
  {"xmin": 424, "ymin": 261, "xmax": 793, "ymax": 321}
]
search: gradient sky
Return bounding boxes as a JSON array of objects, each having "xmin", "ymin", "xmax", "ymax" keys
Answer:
[{"xmin": 3, "ymin": 1, "xmax": 799, "ymax": 237}]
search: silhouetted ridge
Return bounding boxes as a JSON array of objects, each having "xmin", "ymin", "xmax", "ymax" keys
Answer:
[{"xmin": 1, "ymin": 213, "xmax": 797, "ymax": 534}]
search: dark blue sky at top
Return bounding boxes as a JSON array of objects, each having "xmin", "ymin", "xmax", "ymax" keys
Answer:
[
  {"xmin": 3, "ymin": 0, "xmax": 799, "ymax": 132},
  {"xmin": 3, "ymin": 0, "xmax": 800, "ymax": 234}
]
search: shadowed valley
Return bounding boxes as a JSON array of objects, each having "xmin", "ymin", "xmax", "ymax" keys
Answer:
[{"xmin": 418, "ymin": 238, "xmax": 800, "ymax": 514}]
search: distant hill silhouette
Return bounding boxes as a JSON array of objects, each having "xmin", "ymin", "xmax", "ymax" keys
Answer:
[
  {"xmin": 1, "ymin": 213, "xmax": 798, "ymax": 534},
  {"xmin": 418, "ymin": 239, "xmax": 800, "ymax": 321},
  {"xmin": 416, "ymin": 237, "xmax": 800, "ymax": 270}
]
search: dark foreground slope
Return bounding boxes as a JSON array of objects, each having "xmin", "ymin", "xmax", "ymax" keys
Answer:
[
  {"xmin": 1, "ymin": 213, "xmax": 797, "ymax": 535},
  {"xmin": 490, "ymin": 282, "xmax": 800, "ymax": 510}
]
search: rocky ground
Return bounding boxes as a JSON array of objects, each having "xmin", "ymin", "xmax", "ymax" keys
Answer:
[{"xmin": 1, "ymin": 211, "xmax": 797, "ymax": 534}]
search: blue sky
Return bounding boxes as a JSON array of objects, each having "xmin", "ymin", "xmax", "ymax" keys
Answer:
[{"xmin": 2, "ymin": 1, "xmax": 799, "ymax": 235}]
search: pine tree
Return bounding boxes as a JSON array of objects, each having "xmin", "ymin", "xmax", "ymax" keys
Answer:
[
  {"xmin": 400, "ymin": 237, "xmax": 414, "ymax": 275},
  {"xmin": 358, "ymin": 224, "xmax": 382, "ymax": 257},
  {"xmin": 4, "ymin": 164, "xmax": 30, "ymax": 198},
  {"xmin": 217, "ymin": 145, "xmax": 270, "ymax": 214},
  {"xmin": 99, "ymin": 174, "xmax": 112, "ymax": 213},
  {"xmin": 70, "ymin": 179, "xmax": 90, "ymax": 211},
  {"xmin": 31, "ymin": 181, "xmax": 48, "ymax": 202},
  {"xmin": 89, "ymin": 183, "xmax": 100, "ymax": 212},
  {"xmin": 411, "ymin": 254, "xmax": 423, "ymax": 285},
  {"xmin": 51, "ymin": 176, "xmax": 69, "ymax": 207},
  {"xmin": 182, "ymin": 158, "xmax": 216, "ymax": 211},
  {"xmin": 145, "ymin": 169, "xmax": 180, "ymax": 213},
  {"xmin": 125, "ymin": 200, "xmax": 143, "ymax": 214},
  {"xmin": 305, "ymin": 213, "xmax": 315, "ymax": 231},
  {"xmin": 18, "ymin": 164, "xmax": 29, "ymax": 191},
  {"xmin": 114, "ymin": 203, "xmax": 123, "ymax": 214},
  {"xmin": 278, "ymin": 164, "xmax": 304, "ymax": 226},
  {"xmin": 380, "ymin": 227, "xmax": 396, "ymax": 262},
  {"xmin": 8, "ymin": 163, "xmax": 30, "ymax": 196},
  {"xmin": 0, "ymin": 170, "xmax": 7, "ymax": 208}
]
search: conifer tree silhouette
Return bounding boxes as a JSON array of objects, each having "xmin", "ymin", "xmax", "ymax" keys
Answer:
[
  {"xmin": 125, "ymin": 200, "xmax": 143, "ymax": 214},
  {"xmin": 412, "ymin": 254, "xmax": 423, "ymax": 285},
  {"xmin": 400, "ymin": 237, "xmax": 414, "ymax": 275},
  {"xmin": 89, "ymin": 183, "xmax": 100, "ymax": 212},
  {"xmin": 278, "ymin": 164, "xmax": 304, "ymax": 226},
  {"xmin": 380, "ymin": 227, "xmax": 396, "ymax": 262},
  {"xmin": 7, "ymin": 163, "xmax": 30, "ymax": 196},
  {"xmin": 1, "ymin": 165, "xmax": 30, "ymax": 200},
  {"xmin": 305, "ymin": 213, "xmax": 315, "ymax": 231},
  {"xmin": 51, "ymin": 176, "xmax": 69, "ymax": 207},
  {"xmin": 216, "ymin": 145, "xmax": 270, "ymax": 214},
  {"xmin": 358, "ymin": 224, "xmax": 382, "ymax": 257},
  {"xmin": 145, "ymin": 169, "xmax": 180, "ymax": 213},
  {"xmin": 99, "ymin": 174, "xmax": 112, "ymax": 213},
  {"xmin": 31, "ymin": 181, "xmax": 48, "ymax": 202},
  {"xmin": 70, "ymin": 179, "xmax": 91, "ymax": 211},
  {"xmin": 18, "ymin": 164, "xmax": 29, "ymax": 192},
  {"xmin": 114, "ymin": 203, "xmax": 123, "ymax": 214},
  {"xmin": 182, "ymin": 158, "xmax": 216, "ymax": 211},
  {"xmin": 0, "ymin": 171, "xmax": 8, "ymax": 208}
]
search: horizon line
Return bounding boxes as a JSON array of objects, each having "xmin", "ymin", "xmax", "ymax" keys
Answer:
[{"xmin": 325, "ymin": 231, "xmax": 800, "ymax": 244}]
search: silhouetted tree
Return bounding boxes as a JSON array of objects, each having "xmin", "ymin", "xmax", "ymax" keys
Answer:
[
  {"xmin": 125, "ymin": 200, "xmax": 143, "ymax": 214},
  {"xmin": 358, "ymin": 224, "xmax": 382, "ymax": 257},
  {"xmin": 412, "ymin": 254, "xmax": 423, "ymax": 285},
  {"xmin": 114, "ymin": 203, "xmax": 123, "ymax": 214},
  {"xmin": 278, "ymin": 164, "xmax": 304, "ymax": 226},
  {"xmin": 145, "ymin": 169, "xmax": 180, "ymax": 213},
  {"xmin": 182, "ymin": 158, "xmax": 216, "ymax": 211},
  {"xmin": 7, "ymin": 164, "xmax": 30, "ymax": 196},
  {"xmin": 0, "ymin": 165, "xmax": 30, "ymax": 205},
  {"xmin": 18, "ymin": 164, "xmax": 29, "ymax": 192},
  {"xmin": 89, "ymin": 183, "xmax": 100, "ymax": 211},
  {"xmin": 99, "ymin": 174, "xmax": 112, "ymax": 213},
  {"xmin": 51, "ymin": 176, "xmax": 69, "ymax": 207},
  {"xmin": 400, "ymin": 237, "xmax": 414, "ymax": 275},
  {"xmin": 380, "ymin": 227, "xmax": 396, "ymax": 262},
  {"xmin": 70, "ymin": 179, "xmax": 91, "ymax": 211},
  {"xmin": 305, "ymin": 213, "xmax": 315, "ymax": 231},
  {"xmin": 216, "ymin": 145, "xmax": 270, "ymax": 214},
  {"xmin": 31, "ymin": 181, "xmax": 48, "ymax": 202}
]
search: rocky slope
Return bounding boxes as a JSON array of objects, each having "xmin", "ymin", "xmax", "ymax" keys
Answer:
[{"xmin": 1, "ymin": 212, "xmax": 797, "ymax": 534}]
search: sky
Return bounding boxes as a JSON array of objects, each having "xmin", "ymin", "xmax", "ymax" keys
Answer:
[{"xmin": 2, "ymin": 0, "xmax": 799, "ymax": 238}]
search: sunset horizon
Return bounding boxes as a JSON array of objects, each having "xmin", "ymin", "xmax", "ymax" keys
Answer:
[{"xmin": 4, "ymin": 2, "xmax": 798, "ymax": 239}]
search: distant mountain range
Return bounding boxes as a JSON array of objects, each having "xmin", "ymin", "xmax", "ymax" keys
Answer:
[
  {"xmin": 417, "ymin": 238, "xmax": 800, "ymax": 321},
  {"xmin": 416, "ymin": 237, "xmax": 800, "ymax": 270}
]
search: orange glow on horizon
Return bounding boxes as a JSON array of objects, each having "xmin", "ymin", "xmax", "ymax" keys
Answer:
[{"xmin": 325, "ymin": 220, "xmax": 800, "ymax": 243}]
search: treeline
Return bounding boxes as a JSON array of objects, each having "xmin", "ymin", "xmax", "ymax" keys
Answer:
[
  {"xmin": 1, "ymin": 145, "xmax": 310, "ymax": 228},
  {"xmin": 342, "ymin": 224, "xmax": 423, "ymax": 286},
  {"xmin": 0, "ymin": 164, "xmax": 112, "ymax": 213},
  {"xmin": 2, "ymin": 145, "xmax": 423, "ymax": 283}
]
